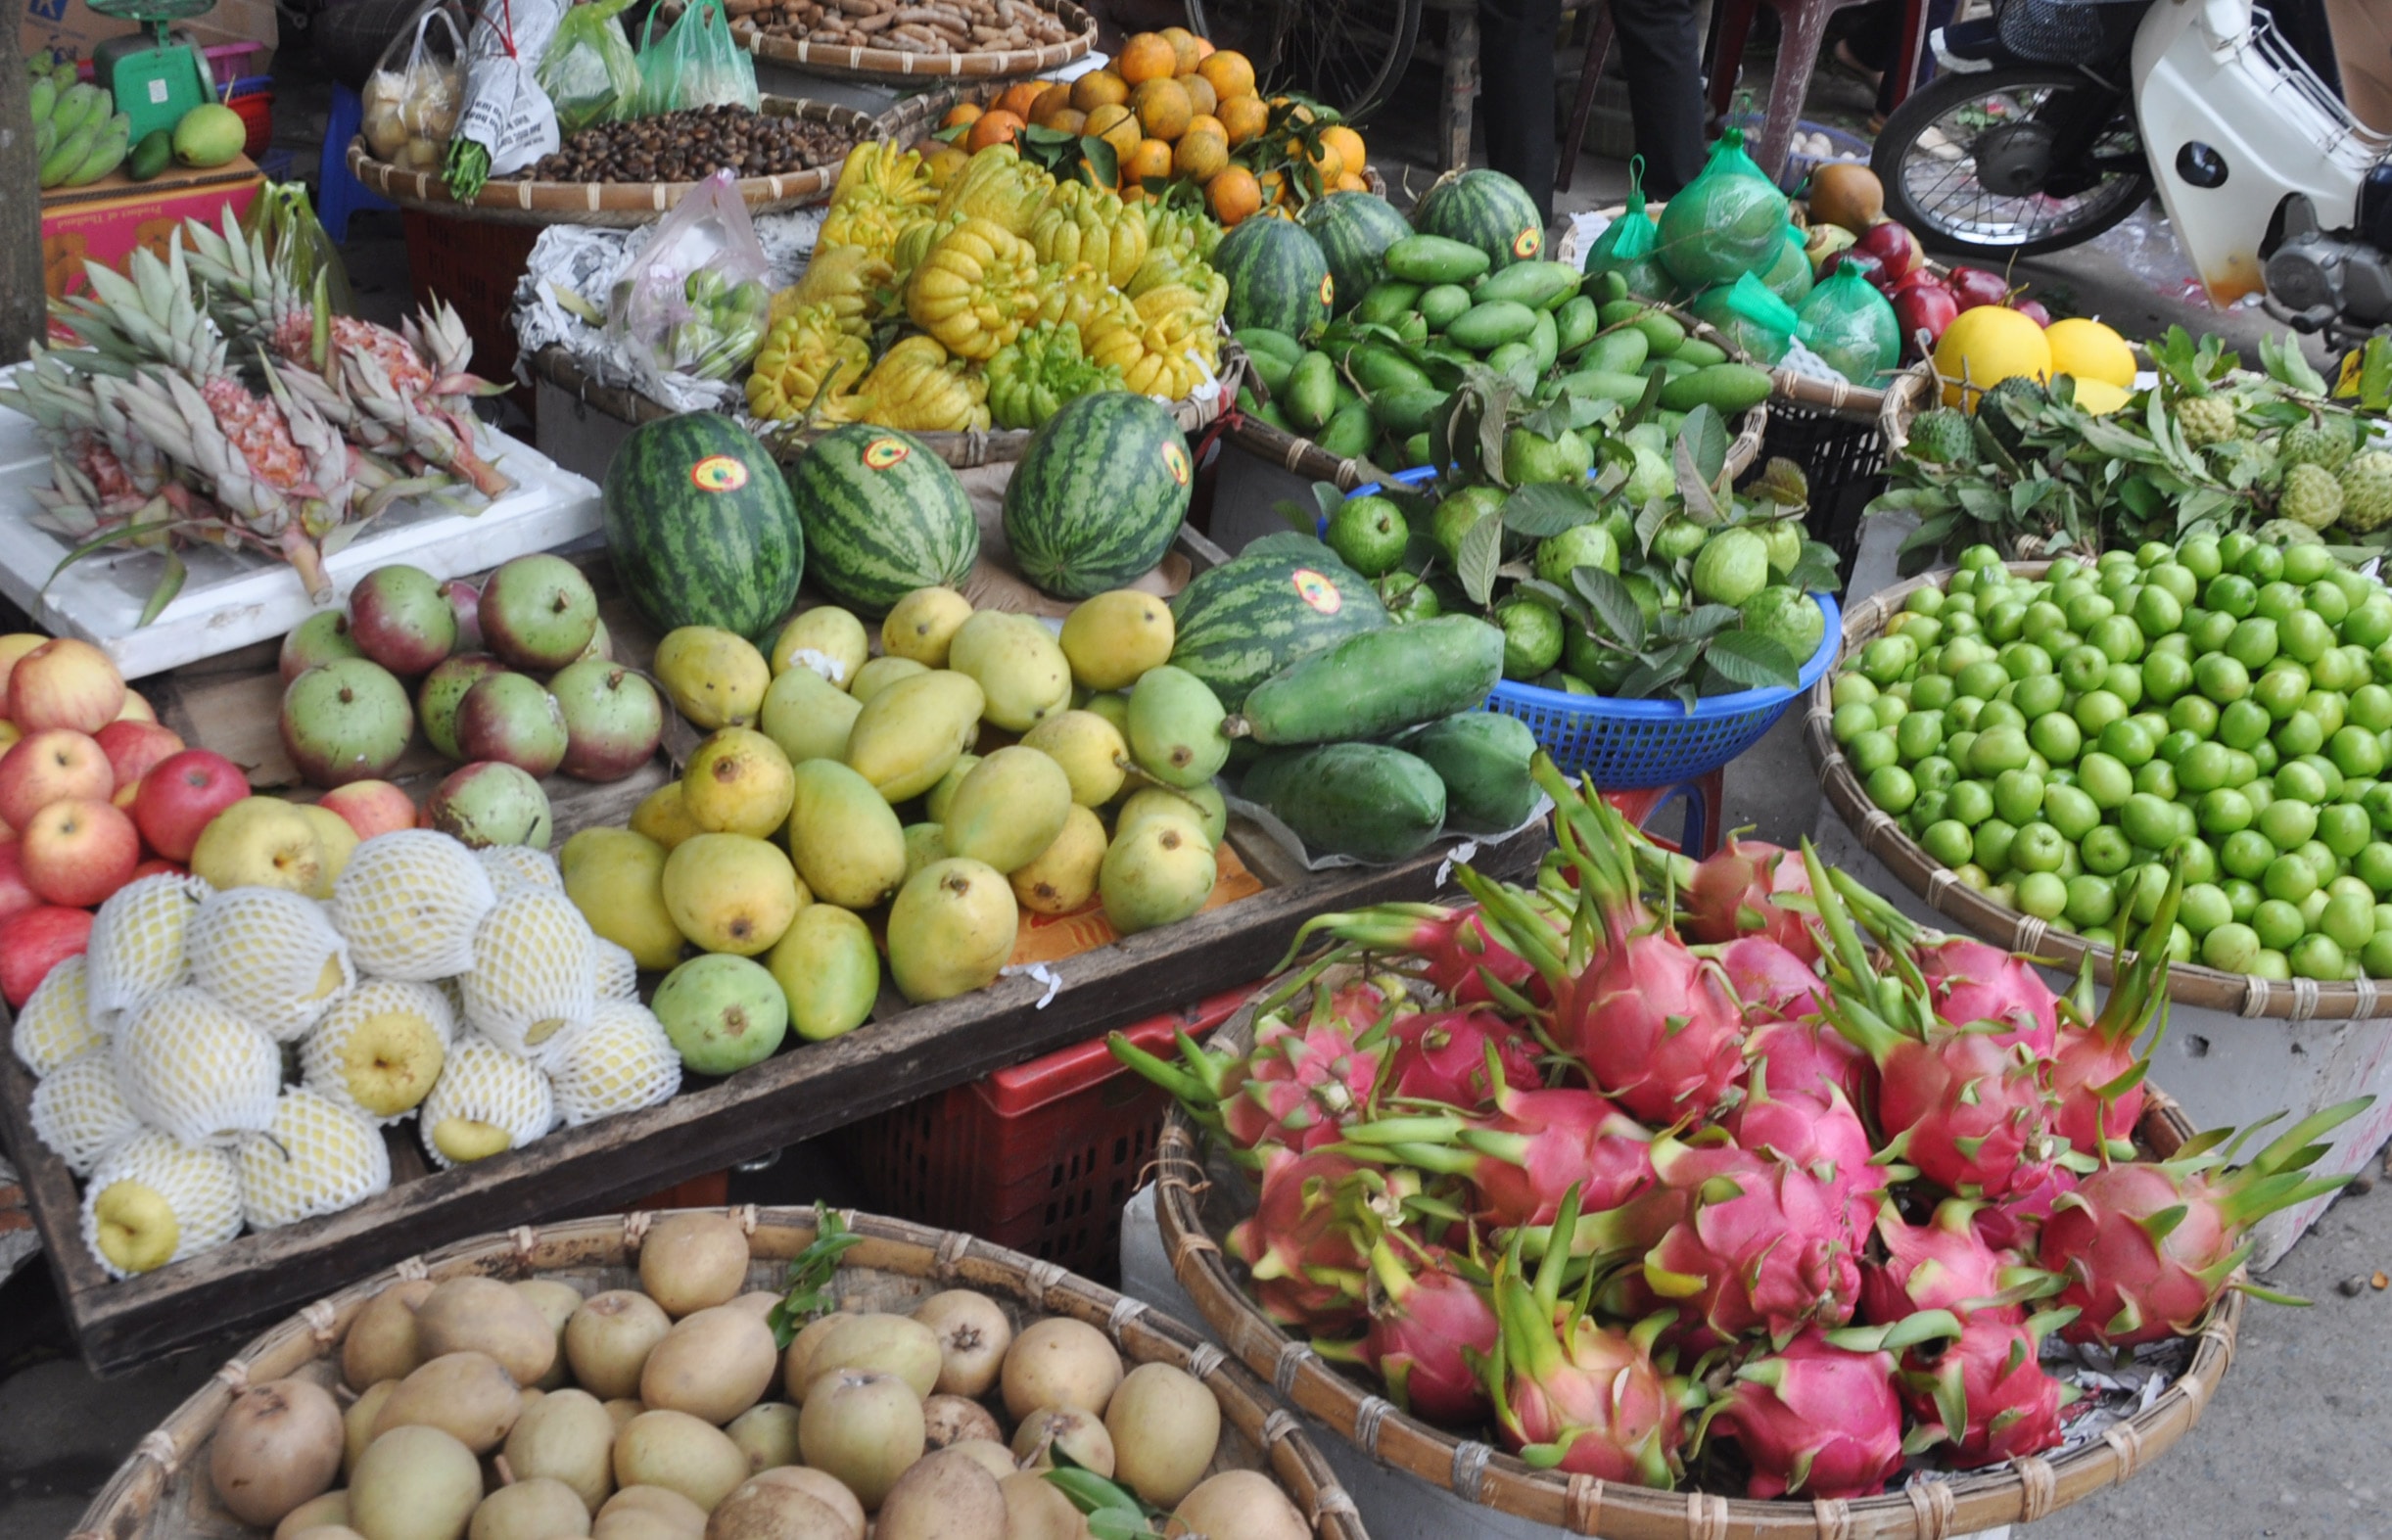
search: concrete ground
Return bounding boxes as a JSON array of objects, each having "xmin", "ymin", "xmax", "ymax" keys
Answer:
[{"xmin": 5, "ymin": 23, "xmax": 2387, "ymax": 1540}]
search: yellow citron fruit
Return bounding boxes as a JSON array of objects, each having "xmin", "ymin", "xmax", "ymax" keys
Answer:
[
  {"xmin": 561, "ymin": 827, "xmax": 685, "ymax": 970},
  {"xmin": 2042, "ymin": 317, "xmax": 2136, "ymax": 390},
  {"xmin": 943, "ymin": 746, "xmax": 1074, "ymax": 873},
  {"xmin": 882, "ymin": 586, "xmax": 975, "ymax": 668},
  {"xmin": 949, "ymin": 613, "xmax": 1072, "ymax": 732},
  {"xmin": 1933, "ymin": 306, "xmax": 2052, "ymax": 411},
  {"xmin": 1010, "ymin": 805, "xmax": 1107, "ymax": 915},
  {"xmin": 681, "ymin": 727, "xmax": 797, "ymax": 839},
  {"xmin": 1020, "ymin": 711, "xmax": 1130, "ymax": 807},
  {"xmin": 850, "ymin": 655, "xmax": 930, "ymax": 704},
  {"xmin": 631, "ymin": 781, "xmax": 705, "ymax": 852},
  {"xmin": 655, "ymin": 627, "xmax": 771, "ymax": 728},
  {"xmin": 768, "ymin": 905, "xmax": 880, "ymax": 1043},
  {"xmin": 887, "ymin": 858, "xmax": 1018, "ymax": 1003},
  {"xmin": 845, "ymin": 670, "xmax": 986, "ymax": 802},
  {"xmin": 786, "ymin": 758, "xmax": 909, "ymax": 910},
  {"xmin": 1060, "ymin": 590, "xmax": 1174, "ymax": 690},
  {"xmin": 761, "ymin": 665, "xmax": 864, "ymax": 765},
  {"xmin": 660, "ymin": 833, "xmax": 806, "ymax": 957},
  {"xmin": 771, "ymin": 607, "xmax": 870, "ymax": 689},
  {"xmin": 2067, "ymin": 377, "xmax": 2133, "ymax": 415}
]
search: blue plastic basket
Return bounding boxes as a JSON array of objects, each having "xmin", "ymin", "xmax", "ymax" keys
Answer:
[{"xmin": 1344, "ymin": 469, "xmax": 1843, "ymax": 789}]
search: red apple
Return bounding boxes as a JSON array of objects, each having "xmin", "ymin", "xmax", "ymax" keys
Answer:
[
  {"xmin": 20, "ymin": 798, "xmax": 141, "ymax": 908},
  {"xmin": 318, "ymin": 779, "xmax": 420, "ymax": 841},
  {"xmin": 2014, "ymin": 299, "xmax": 2052, "ymax": 327},
  {"xmin": 129, "ymin": 857, "xmax": 187, "ymax": 882},
  {"xmin": 0, "ymin": 729, "xmax": 114, "ymax": 830},
  {"xmin": 132, "ymin": 748, "xmax": 252, "ymax": 863},
  {"xmin": 115, "ymin": 691, "xmax": 157, "ymax": 724},
  {"xmin": 0, "ymin": 905, "xmax": 94, "ymax": 1005},
  {"xmin": 0, "ymin": 843, "xmax": 38, "ymax": 921},
  {"xmin": 0, "ymin": 634, "xmax": 46, "ymax": 706},
  {"xmin": 1852, "ymin": 220, "xmax": 1923, "ymax": 286},
  {"xmin": 1946, "ymin": 265, "xmax": 2011, "ymax": 311},
  {"xmin": 1893, "ymin": 273, "xmax": 1962, "ymax": 356},
  {"xmin": 95, "ymin": 720, "xmax": 187, "ymax": 797},
  {"xmin": 1819, "ymin": 250, "xmax": 1884, "ymax": 286},
  {"xmin": 8, "ymin": 637, "xmax": 125, "ymax": 734}
]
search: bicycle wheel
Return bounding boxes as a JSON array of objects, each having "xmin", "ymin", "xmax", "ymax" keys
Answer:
[
  {"xmin": 1185, "ymin": 0, "xmax": 1422, "ymax": 123},
  {"xmin": 1872, "ymin": 65, "xmax": 2152, "ymax": 260}
]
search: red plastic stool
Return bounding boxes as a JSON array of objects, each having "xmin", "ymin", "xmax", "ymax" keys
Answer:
[{"xmin": 1603, "ymin": 769, "xmax": 1726, "ymax": 859}]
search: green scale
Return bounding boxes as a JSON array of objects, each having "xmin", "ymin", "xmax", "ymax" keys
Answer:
[{"xmin": 89, "ymin": 0, "xmax": 218, "ymax": 144}]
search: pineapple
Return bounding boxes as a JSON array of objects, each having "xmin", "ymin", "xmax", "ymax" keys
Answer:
[
  {"xmin": 12, "ymin": 955, "xmax": 104, "ymax": 1075},
  {"xmin": 419, "ymin": 1035, "xmax": 556, "ymax": 1169},
  {"xmin": 186, "ymin": 886, "xmax": 355, "ymax": 1042},
  {"xmin": 238, "ymin": 1089, "xmax": 393, "ymax": 1229},
  {"xmin": 462, "ymin": 889, "xmax": 599, "ymax": 1064},
  {"xmin": 81, "ymin": 1130, "xmax": 244, "ymax": 1278},
  {"xmin": 29, "ymin": 1049, "xmax": 142, "ymax": 1177},
  {"xmin": 113, "ymin": 987, "xmax": 283, "ymax": 1145},
  {"xmin": 550, "ymin": 1001, "xmax": 681, "ymax": 1126},
  {"xmin": 329, "ymin": 830, "xmax": 498, "ymax": 981},
  {"xmin": 85, "ymin": 871, "xmax": 211, "ymax": 1024}
]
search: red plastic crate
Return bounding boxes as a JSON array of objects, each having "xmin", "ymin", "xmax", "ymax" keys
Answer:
[
  {"xmin": 399, "ymin": 210, "xmax": 539, "ymax": 414},
  {"xmin": 832, "ymin": 983, "xmax": 1258, "ymax": 1282}
]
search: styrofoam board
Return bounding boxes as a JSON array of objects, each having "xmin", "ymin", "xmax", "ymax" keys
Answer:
[{"xmin": 0, "ymin": 397, "xmax": 602, "ymax": 680}]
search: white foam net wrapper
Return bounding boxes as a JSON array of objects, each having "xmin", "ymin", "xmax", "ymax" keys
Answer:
[
  {"xmin": 113, "ymin": 986, "xmax": 284, "ymax": 1145},
  {"xmin": 330, "ymin": 830, "xmax": 499, "ymax": 980},
  {"xmin": 479, "ymin": 843, "xmax": 563, "ymax": 897},
  {"xmin": 300, "ymin": 978, "xmax": 459, "ymax": 1125},
  {"xmin": 29, "ymin": 1049, "xmax": 142, "ymax": 1177},
  {"xmin": 85, "ymin": 871, "xmax": 211, "ymax": 1023},
  {"xmin": 463, "ymin": 888, "xmax": 598, "ymax": 1065},
  {"xmin": 239, "ymin": 1088, "xmax": 393, "ymax": 1229},
  {"xmin": 550, "ymin": 1001, "xmax": 681, "ymax": 1126},
  {"xmin": 13, "ymin": 955, "xmax": 103, "ymax": 1074},
  {"xmin": 80, "ymin": 1129, "xmax": 244, "ymax": 1279},
  {"xmin": 187, "ymin": 886, "xmax": 355, "ymax": 1042},
  {"xmin": 419, "ymin": 1034, "xmax": 556, "ymax": 1170},
  {"xmin": 593, "ymin": 938, "xmax": 639, "ymax": 1002}
]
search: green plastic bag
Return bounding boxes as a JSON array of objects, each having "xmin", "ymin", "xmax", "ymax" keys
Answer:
[
  {"xmin": 1656, "ymin": 129, "xmax": 1790, "ymax": 290},
  {"xmin": 1581, "ymin": 157, "xmax": 1674, "ymax": 301},
  {"xmin": 634, "ymin": 0, "xmax": 757, "ymax": 117},
  {"xmin": 539, "ymin": 0, "xmax": 641, "ymax": 136},
  {"xmin": 1757, "ymin": 224, "xmax": 1812, "ymax": 309},
  {"xmin": 1689, "ymin": 272, "xmax": 1800, "ymax": 364},
  {"xmin": 1796, "ymin": 264, "xmax": 1900, "ymax": 386}
]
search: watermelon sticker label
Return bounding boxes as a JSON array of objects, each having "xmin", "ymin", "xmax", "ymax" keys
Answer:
[
  {"xmin": 1290, "ymin": 568, "xmax": 1343, "ymax": 615},
  {"xmin": 689, "ymin": 455, "xmax": 749, "ymax": 492},
  {"xmin": 1318, "ymin": 274, "xmax": 1335, "ymax": 306},
  {"xmin": 862, "ymin": 437, "xmax": 911, "ymax": 470},
  {"xmin": 1162, "ymin": 441, "xmax": 1191, "ymax": 487},
  {"xmin": 1513, "ymin": 228, "xmax": 1542, "ymax": 258}
]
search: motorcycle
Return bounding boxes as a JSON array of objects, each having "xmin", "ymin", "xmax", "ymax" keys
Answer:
[{"xmin": 1870, "ymin": 0, "xmax": 2392, "ymax": 348}]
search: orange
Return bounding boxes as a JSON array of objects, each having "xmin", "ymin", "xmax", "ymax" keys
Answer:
[
  {"xmin": 1181, "ymin": 73, "xmax": 1218, "ymax": 118},
  {"xmin": 1259, "ymin": 166, "xmax": 1290, "ymax": 206},
  {"xmin": 1071, "ymin": 70, "xmax": 1128, "ymax": 113},
  {"xmin": 924, "ymin": 145, "xmax": 969, "ymax": 188},
  {"xmin": 997, "ymin": 80, "xmax": 1045, "ymax": 120},
  {"xmin": 1077, "ymin": 152, "xmax": 1114, "ymax": 188},
  {"xmin": 1206, "ymin": 164, "xmax": 1262, "ymax": 226},
  {"xmin": 941, "ymin": 102, "xmax": 984, "ymax": 130},
  {"xmin": 1047, "ymin": 107, "xmax": 1088, "ymax": 136},
  {"xmin": 1030, "ymin": 82, "xmax": 1075, "ymax": 124},
  {"xmin": 1124, "ymin": 136, "xmax": 1174, "ymax": 184},
  {"xmin": 1304, "ymin": 141, "xmax": 1344, "ymax": 183},
  {"xmin": 1186, "ymin": 113, "xmax": 1226, "ymax": 141},
  {"xmin": 1322, "ymin": 125, "xmax": 1366, "ymax": 179},
  {"xmin": 1130, "ymin": 77, "xmax": 1193, "ymax": 141},
  {"xmin": 1337, "ymin": 170, "xmax": 1367, "ymax": 192},
  {"xmin": 1087, "ymin": 103, "xmax": 1141, "ymax": 159},
  {"xmin": 1160, "ymin": 25, "xmax": 1202, "ymax": 75},
  {"xmin": 1217, "ymin": 93, "xmax": 1268, "ymax": 146},
  {"xmin": 967, "ymin": 110, "xmax": 1025, "ymax": 153},
  {"xmin": 1197, "ymin": 50, "xmax": 1255, "ymax": 101},
  {"xmin": 1173, "ymin": 128, "xmax": 1228, "ymax": 182},
  {"xmin": 1192, "ymin": 35, "xmax": 1215, "ymax": 61},
  {"xmin": 1119, "ymin": 32, "xmax": 1176, "ymax": 85}
]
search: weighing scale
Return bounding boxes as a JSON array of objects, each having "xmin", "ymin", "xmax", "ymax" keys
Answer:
[{"xmin": 89, "ymin": 0, "xmax": 218, "ymax": 144}]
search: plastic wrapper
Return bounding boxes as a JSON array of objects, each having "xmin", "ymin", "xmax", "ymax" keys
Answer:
[
  {"xmin": 1757, "ymin": 224, "xmax": 1813, "ymax": 309},
  {"xmin": 1580, "ymin": 157, "xmax": 1675, "ymax": 301},
  {"xmin": 239, "ymin": 182, "xmax": 354, "ymax": 319},
  {"xmin": 607, "ymin": 171, "xmax": 773, "ymax": 396},
  {"xmin": 446, "ymin": 0, "xmax": 567, "ymax": 199},
  {"xmin": 360, "ymin": 0, "xmax": 465, "ymax": 174},
  {"xmin": 538, "ymin": 0, "xmax": 641, "ymax": 137},
  {"xmin": 633, "ymin": 0, "xmax": 757, "ymax": 117},
  {"xmin": 1689, "ymin": 271, "xmax": 1801, "ymax": 364},
  {"xmin": 1797, "ymin": 265, "xmax": 1901, "ymax": 387},
  {"xmin": 1656, "ymin": 128, "xmax": 1790, "ymax": 290}
]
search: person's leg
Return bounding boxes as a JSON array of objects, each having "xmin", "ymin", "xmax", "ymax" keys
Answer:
[
  {"xmin": 1478, "ymin": 0, "xmax": 1563, "ymax": 221},
  {"xmin": 2322, "ymin": 0, "xmax": 2392, "ymax": 132},
  {"xmin": 1610, "ymin": 0, "xmax": 1706, "ymax": 196}
]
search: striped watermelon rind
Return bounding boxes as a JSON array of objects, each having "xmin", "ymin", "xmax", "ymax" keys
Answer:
[
  {"xmin": 785, "ymin": 425, "xmax": 979, "ymax": 612},
  {"xmin": 1003, "ymin": 393, "xmax": 1193, "ymax": 600},
  {"xmin": 1169, "ymin": 544, "xmax": 1391, "ymax": 710},
  {"xmin": 1299, "ymin": 193, "xmax": 1413, "ymax": 313},
  {"xmin": 1416, "ymin": 168, "xmax": 1545, "ymax": 271},
  {"xmin": 1216, "ymin": 217, "xmax": 1335, "ymax": 339},
  {"xmin": 603, "ymin": 412, "xmax": 804, "ymax": 640}
]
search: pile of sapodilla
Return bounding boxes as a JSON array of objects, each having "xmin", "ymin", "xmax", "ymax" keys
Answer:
[{"xmin": 207, "ymin": 1213, "xmax": 1301, "ymax": 1540}]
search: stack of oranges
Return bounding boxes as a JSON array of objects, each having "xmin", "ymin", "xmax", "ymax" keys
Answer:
[{"xmin": 937, "ymin": 27, "xmax": 1368, "ymax": 228}]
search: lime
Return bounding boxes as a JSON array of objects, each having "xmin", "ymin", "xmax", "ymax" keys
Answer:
[
  {"xmin": 2120, "ymin": 792, "xmax": 2180, "ymax": 850},
  {"xmin": 2171, "ymin": 694, "xmax": 2221, "ymax": 737},
  {"xmin": 1923, "ymin": 820, "xmax": 1975, "ymax": 866},
  {"xmin": 2198, "ymin": 786, "xmax": 2254, "ymax": 835},
  {"xmin": 2282, "ymin": 541, "xmax": 2336, "ymax": 584},
  {"xmin": 2045, "ymin": 783, "xmax": 2100, "ymax": 841},
  {"xmin": 1911, "ymin": 673, "xmax": 1957, "ymax": 711},
  {"xmin": 1328, "ymin": 494, "xmax": 1412, "ymax": 577},
  {"xmin": 2010, "ymin": 821, "xmax": 2067, "ymax": 873},
  {"xmin": 2252, "ymin": 897, "xmax": 2306, "ymax": 950},
  {"xmin": 2181, "ymin": 882, "xmax": 2233, "ymax": 936},
  {"xmin": 2290, "ymin": 932, "xmax": 2347, "ymax": 980},
  {"xmin": 2078, "ymin": 751, "xmax": 2134, "ymax": 810},
  {"xmin": 1867, "ymin": 764, "xmax": 1919, "ymax": 816},
  {"xmin": 2082, "ymin": 824, "xmax": 2133, "ymax": 875},
  {"xmin": 2195, "ymin": 653, "xmax": 2251, "ymax": 703},
  {"xmin": 2345, "ymin": 596, "xmax": 2392, "ymax": 649},
  {"xmin": 1494, "ymin": 598, "xmax": 1567, "ymax": 679},
  {"xmin": 2306, "ymin": 582, "xmax": 2350, "ymax": 627},
  {"xmin": 1431, "ymin": 484, "xmax": 1507, "ymax": 563},
  {"xmin": 2274, "ymin": 711, "xmax": 2325, "ymax": 760},
  {"xmin": 2238, "ymin": 542, "xmax": 2285, "ymax": 583},
  {"xmin": 2258, "ymin": 798, "xmax": 2320, "ymax": 850},
  {"xmin": 2264, "ymin": 852, "xmax": 2319, "ymax": 904},
  {"xmin": 1915, "ymin": 755, "xmax": 1959, "ymax": 794},
  {"xmin": 2134, "ymin": 759, "xmax": 2179, "ymax": 802},
  {"xmin": 2220, "ymin": 698, "xmax": 2272, "ymax": 749},
  {"xmin": 2203, "ymin": 921, "xmax": 2262, "ymax": 971},
  {"xmin": 1531, "ymin": 522, "xmax": 1621, "ymax": 586},
  {"xmin": 1975, "ymin": 819, "xmax": 2019, "ymax": 872}
]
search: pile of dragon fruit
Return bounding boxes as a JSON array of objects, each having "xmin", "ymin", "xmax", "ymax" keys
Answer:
[{"xmin": 1113, "ymin": 759, "xmax": 2367, "ymax": 1502}]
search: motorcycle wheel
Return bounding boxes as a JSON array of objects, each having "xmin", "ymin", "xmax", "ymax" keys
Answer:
[{"xmin": 1872, "ymin": 65, "xmax": 2153, "ymax": 260}]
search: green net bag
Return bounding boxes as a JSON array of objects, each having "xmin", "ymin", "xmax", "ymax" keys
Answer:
[
  {"xmin": 539, "ymin": 0, "xmax": 641, "ymax": 136},
  {"xmin": 1758, "ymin": 224, "xmax": 1812, "ymax": 308},
  {"xmin": 1581, "ymin": 158, "xmax": 1675, "ymax": 300},
  {"xmin": 633, "ymin": 0, "xmax": 757, "ymax": 117},
  {"xmin": 1656, "ymin": 129, "xmax": 1790, "ymax": 290},
  {"xmin": 1796, "ymin": 264, "xmax": 1900, "ymax": 386},
  {"xmin": 1689, "ymin": 272, "xmax": 1800, "ymax": 363}
]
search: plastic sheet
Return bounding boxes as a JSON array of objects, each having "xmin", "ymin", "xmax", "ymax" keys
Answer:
[
  {"xmin": 1656, "ymin": 128, "xmax": 1789, "ymax": 290},
  {"xmin": 633, "ymin": 0, "xmax": 757, "ymax": 117},
  {"xmin": 1797, "ymin": 264, "xmax": 1902, "ymax": 386},
  {"xmin": 538, "ymin": 0, "xmax": 640, "ymax": 136},
  {"xmin": 1689, "ymin": 272, "xmax": 1801, "ymax": 364}
]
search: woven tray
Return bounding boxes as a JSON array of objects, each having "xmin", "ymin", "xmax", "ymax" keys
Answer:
[
  {"xmin": 346, "ymin": 97, "xmax": 876, "ymax": 227},
  {"xmin": 1812, "ymin": 559, "xmax": 2392, "ymax": 1021},
  {"xmin": 693, "ymin": 0, "xmax": 1093, "ymax": 84},
  {"xmin": 1150, "ymin": 985, "xmax": 2237, "ymax": 1538},
  {"xmin": 70, "ymin": 1205, "xmax": 1371, "ymax": 1540}
]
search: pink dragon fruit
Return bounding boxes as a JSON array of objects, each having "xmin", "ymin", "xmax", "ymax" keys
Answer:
[
  {"xmin": 2043, "ymin": 886, "xmax": 2181, "ymax": 1160},
  {"xmin": 1859, "ymin": 1197, "xmax": 2056, "ymax": 1327},
  {"xmin": 1343, "ymin": 1073, "xmax": 1656, "ymax": 1230},
  {"xmin": 1973, "ymin": 1167, "xmax": 2080, "ymax": 1253},
  {"xmin": 1899, "ymin": 1310, "xmax": 2076, "ymax": 1468},
  {"xmin": 1382, "ymin": 1007, "xmax": 1544, "ymax": 1109},
  {"xmin": 1638, "ymin": 1138, "xmax": 1865, "ymax": 1347},
  {"xmin": 1226, "ymin": 1148, "xmax": 1385, "ymax": 1333},
  {"xmin": 1724, "ymin": 1079, "xmax": 1882, "ymax": 1238},
  {"xmin": 1831, "ymin": 876, "xmax": 2064, "ymax": 1054},
  {"xmin": 1684, "ymin": 835, "xmax": 1820, "ymax": 961},
  {"xmin": 1703, "ymin": 1329, "xmax": 1911, "ymax": 1499},
  {"xmin": 1716, "ymin": 934, "xmax": 1829, "ymax": 1023},
  {"xmin": 1319, "ymin": 1237, "xmax": 1500, "ymax": 1425},
  {"xmin": 1282, "ymin": 900, "xmax": 1557, "ymax": 1008},
  {"xmin": 2037, "ymin": 1098, "xmax": 2366, "ymax": 1348},
  {"xmin": 1743, "ymin": 1013, "xmax": 1872, "ymax": 1110}
]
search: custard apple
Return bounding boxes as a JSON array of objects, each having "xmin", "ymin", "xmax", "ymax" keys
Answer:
[
  {"xmin": 1909, "ymin": 408, "xmax": 1975, "ymax": 466},
  {"xmin": 2339, "ymin": 449, "xmax": 2392, "ymax": 535},
  {"xmin": 2280, "ymin": 461, "xmax": 2345, "ymax": 530},
  {"xmin": 2176, "ymin": 394, "xmax": 2239, "ymax": 447},
  {"xmin": 2279, "ymin": 418, "xmax": 2356, "ymax": 474}
]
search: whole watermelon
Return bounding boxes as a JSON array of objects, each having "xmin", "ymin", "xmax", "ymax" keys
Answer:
[
  {"xmin": 1170, "ymin": 537, "xmax": 1390, "ymax": 709},
  {"xmin": 1216, "ymin": 217, "xmax": 1334, "ymax": 339},
  {"xmin": 1003, "ymin": 393, "xmax": 1193, "ymax": 599},
  {"xmin": 1298, "ymin": 192, "xmax": 1412, "ymax": 312},
  {"xmin": 1415, "ymin": 168, "xmax": 1544, "ymax": 271},
  {"xmin": 785, "ymin": 426, "xmax": 979, "ymax": 612},
  {"xmin": 603, "ymin": 412, "xmax": 803, "ymax": 640}
]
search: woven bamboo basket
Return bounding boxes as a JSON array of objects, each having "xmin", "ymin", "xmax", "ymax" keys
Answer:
[
  {"xmin": 1811, "ymin": 559, "xmax": 2392, "ymax": 1020},
  {"xmin": 684, "ymin": 0, "xmax": 1094, "ymax": 83},
  {"xmin": 346, "ymin": 98, "xmax": 877, "ymax": 226},
  {"xmin": 1151, "ymin": 986, "xmax": 2237, "ymax": 1538},
  {"xmin": 70, "ymin": 1205, "xmax": 1371, "ymax": 1540}
]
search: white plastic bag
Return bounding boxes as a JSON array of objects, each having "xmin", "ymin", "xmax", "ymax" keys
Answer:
[
  {"xmin": 446, "ymin": 0, "xmax": 569, "ymax": 196},
  {"xmin": 606, "ymin": 171, "xmax": 773, "ymax": 395},
  {"xmin": 361, "ymin": 1, "xmax": 465, "ymax": 173}
]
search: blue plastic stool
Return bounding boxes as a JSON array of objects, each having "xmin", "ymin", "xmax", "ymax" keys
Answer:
[
  {"xmin": 1603, "ymin": 769, "xmax": 1727, "ymax": 859},
  {"xmin": 318, "ymin": 82, "xmax": 395, "ymax": 243}
]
